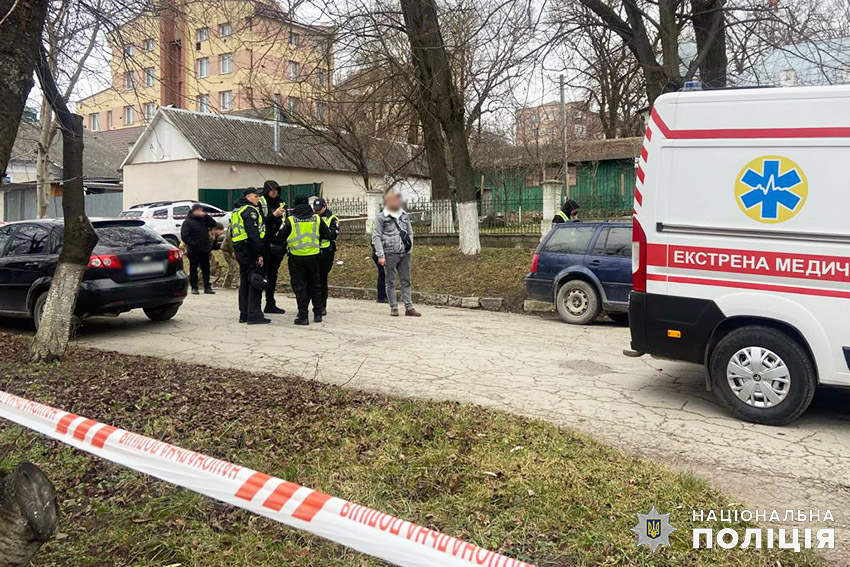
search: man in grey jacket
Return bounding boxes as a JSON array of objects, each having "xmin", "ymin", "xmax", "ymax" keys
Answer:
[{"xmin": 371, "ymin": 189, "xmax": 422, "ymax": 317}]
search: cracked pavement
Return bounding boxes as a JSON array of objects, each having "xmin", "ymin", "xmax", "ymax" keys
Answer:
[{"xmin": 35, "ymin": 291, "xmax": 850, "ymax": 561}]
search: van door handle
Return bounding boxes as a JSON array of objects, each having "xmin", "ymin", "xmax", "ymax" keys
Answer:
[{"xmin": 587, "ymin": 259, "xmax": 602, "ymax": 266}]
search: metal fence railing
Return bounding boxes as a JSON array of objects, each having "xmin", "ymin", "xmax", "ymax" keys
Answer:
[{"xmin": 324, "ymin": 193, "xmax": 630, "ymax": 237}]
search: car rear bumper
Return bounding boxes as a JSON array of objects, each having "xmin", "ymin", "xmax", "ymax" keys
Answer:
[
  {"xmin": 629, "ymin": 291, "xmax": 725, "ymax": 364},
  {"xmin": 524, "ymin": 273, "xmax": 553, "ymax": 302},
  {"xmin": 78, "ymin": 272, "xmax": 188, "ymax": 316}
]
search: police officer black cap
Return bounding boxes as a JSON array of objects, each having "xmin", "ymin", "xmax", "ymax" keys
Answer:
[
  {"xmin": 312, "ymin": 197, "xmax": 327, "ymax": 212},
  {"xmin": 243, "ymin": 187, "xmax": 261, "ymax": 197}
]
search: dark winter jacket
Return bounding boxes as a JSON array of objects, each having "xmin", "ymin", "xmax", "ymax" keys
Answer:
[
  {"xmin": 180, "ymin": 214, "xmax": 216, "ymax": 254},
  {"xmin": 320, "ymin": 208, "xmax": 340, "ymax": 253},
  {"xmin": 231, "ymin": 197, "xmax": 264, "ymax": 262},
  {"xmin": 258, "ymin": 191, "xmax": 285, "ymax": 243},
  {"xmin": 552, "ymin": 199, "xmax": 580, "ymax": 224}
]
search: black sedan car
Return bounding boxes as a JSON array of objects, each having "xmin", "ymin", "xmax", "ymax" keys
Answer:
[{"xmin": 0, "ymin": 219, "xmax": 188, "ymax": 329}]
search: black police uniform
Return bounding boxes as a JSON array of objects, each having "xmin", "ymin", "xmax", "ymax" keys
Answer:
[
  {"xmin": 259, "ymin": 180, "xmax": 286, "ymax": 313},
  {"xmin": 232, "ymin": 195, "xmax": 266, "ymax": 323},
  {"xmin": 318, "ymin": 207, "xmax": 339, "ymax": 312}
]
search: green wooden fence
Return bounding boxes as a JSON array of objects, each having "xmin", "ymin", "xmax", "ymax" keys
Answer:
[{"xmin": 199, "ymin": 183, "xmax": 322, "ymax": 211}]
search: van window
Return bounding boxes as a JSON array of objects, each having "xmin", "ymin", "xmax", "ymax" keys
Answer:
[
  {"xmin": 152, "ymin": 208, "xmax": 168, "ymax": 219},
  {"xmin": 7, "ymin": 225, "xmax": 50, "ymax": 256},
  {"xmin": 592, "ymin": 226, "xmax": 631, "ymax": 257},
  {"xmin": 172, "ymin": 205, "xmax": 190, "ymax": 218},
  {"xmin": 542, "ymin": 225, "xmax": 596, "ymax": 254}
]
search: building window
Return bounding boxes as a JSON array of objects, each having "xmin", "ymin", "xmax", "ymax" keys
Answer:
[
  {"xmin": 124, "ymin": 44, "xmax": 135, "ymax": 57},
  {"xmin": 287, "ymin": 96, "xmax": 300, "ymax": 114},
  {"xmin": 196, "ymin": 27, "xmax": 209, "ymax": 42},
  {"xmin": 197, "ymin": 57, "xmax": 209, "ymax": 78},
  {"xmin": 273, "ymin": 93, "xmax": 282, "ymax": 109},
  {"xmin": 89, "ymin": 113, "xmax": 100, "ymax": 131},
  {"xmin": 574, "ymin": 109, "xmax": 584, "ymax": 120},
  {"xmin": 574, "ymin": 123, "xmax": 587, "ymax": 138},
  {"xmin": 290, "ymin": 32, "xmax": 300, "ymax": 46},
  {"xmin": 245, "ymin": 86, "xmax": 254, "ymax": 105},
  {"xmin": 545, "ymin": 127, "xmax": 553, "ymax": 137},
  {"xmin": 531, "ymin": 128, "xmax": 539, "ymax": 137},
  {"xmin": 143, "ymin": 38, "xmax": 155, "ymax": 51},
  {"xmin": 316, "ymin": 101, "xmax": 327, "ymax": 121},
  {"xmin": 124, "ymin": 106, "xmax": 135, "ymax": 125},
  {"xmin": 315, "ymin": 67, "xmax": 326, "ymax": 86},
  {"xmin": 144, "ymin": 67, "xmax": 155, "ymax": 87},
  {"xmin": 219, "ymin": 22, "xmax": 233, "ymax": 37},
  {"xmin": 220, "ymin": 90, "xmax": 233, "ymax": 111},
  {"xmin": 124, "ymin": 70, "xmax": 135, "ymax": 89},
  {"xmin": 144, "ymin": 102, "xmax": 156, "ymax": 121},
  {"xmin": 107, "ymin": 110, "xmax": 113, "ymax": 129},
  {"xmin": 197, "ymin": 94, "xmax": 210, "ymax": 113},
  {"xmin": 220, "ymin": 53, "xmax": 232, "ymax": 74},
  {"xmin": 289, "ymin": 61, "xmax": 299, "ymax": 80}
]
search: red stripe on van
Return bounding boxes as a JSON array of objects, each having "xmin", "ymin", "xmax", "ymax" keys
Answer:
[
  {"xmin": 640, "ymin": 146, "xmax": 648, "ymax": 161},
  {"xmin": 651, "ymin": 108, "xmax": 850, "ymax": 139},
  {"xmin": 636, "ymin": 166, "xmax": 645, "ymax": 183},
  {"xmin": 634, "ymin": 188, "xmax": 643, "ymax": 206},
  {"xmin": 644, "ymin": 126, "xmax": 652, "ymax": 141},
  {"xmin": 650, "ymin": 273, "xmax": 850, "ymax": 299}
]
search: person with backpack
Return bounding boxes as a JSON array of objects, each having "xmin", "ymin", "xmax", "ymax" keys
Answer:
[{"xmin": 371, "ymin": 189, "xmax": 421, "ymax": 317}]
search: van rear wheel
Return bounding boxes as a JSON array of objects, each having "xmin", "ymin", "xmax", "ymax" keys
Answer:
[
  {"xmin": 709, "ymin": 325, "xmax": 816, "ymax": 425},
  {"xmin": 555, "ymin": 280, "xmax": 600, "ymax": 325}
]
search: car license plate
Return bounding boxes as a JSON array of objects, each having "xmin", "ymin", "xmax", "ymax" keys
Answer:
[{"xmin": 126, "ymin": 261, "xmax": 166, "ymax": 276}]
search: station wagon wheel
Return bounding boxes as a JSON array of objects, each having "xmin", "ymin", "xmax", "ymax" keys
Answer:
[
  {"xmin": 555, "ymin": 279, "xmax": 600, "ymax": 325},
  {"xmin": 709, "ymin": 325, "xmax": 816, "ymax": 425}
]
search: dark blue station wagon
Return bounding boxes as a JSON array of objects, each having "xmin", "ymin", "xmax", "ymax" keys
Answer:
[{"xmin": 525, "ymin": 221, "xmax": 632, "ymax": 324}]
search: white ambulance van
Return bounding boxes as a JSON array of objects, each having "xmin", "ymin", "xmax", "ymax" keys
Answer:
[{"xmin": 629, "ymin": 85, "xmax": 850, "ymax": 425}]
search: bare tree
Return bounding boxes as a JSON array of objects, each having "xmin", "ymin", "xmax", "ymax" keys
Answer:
[
  {"xmin": 0, "ymin": 0, "xmax": 49, "ymax": 177},
  {"xmin": 30, "ymin": 45, "xmax": 98, "ymax": 363},
  {"xmin": 36, "ymin": 0, "xmax": 102, "ymax": 218}
]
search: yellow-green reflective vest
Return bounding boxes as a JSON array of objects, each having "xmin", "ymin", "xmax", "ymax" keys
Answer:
[
  {"xmin": 286, "ymin": 214, "xmax": 321, "ymax": 256},
  {"xmin": 230, "ymin": 204, "xmax": 265, "ymax": 243},
  {"xmin": 320, "ymin": 214, "xmax": 339, "ymax": 249},
  {"xmin": 554, "ymin": 210, "xmax": 568, "ymax": 223},
  {"xmin": 258, "ymin": 196, "xmax": 286, "ymax": 219}
]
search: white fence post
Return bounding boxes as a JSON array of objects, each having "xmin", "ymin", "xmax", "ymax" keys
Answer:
[
  {"xmin": 540, "ymin": 179, "xmax": 561, "ymax": 237},
  {"xmin": 365, "ymin": 192, "xmax": 382, "ymax": 235}
]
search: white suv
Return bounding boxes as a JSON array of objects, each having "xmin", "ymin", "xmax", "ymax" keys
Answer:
[{"xmin": 119, "ymin": 201, "xmax": 230, "ymax": 246}]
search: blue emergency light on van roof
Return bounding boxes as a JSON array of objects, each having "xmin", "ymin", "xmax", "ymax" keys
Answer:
[{"xmin": 681, "ymin": 80, "xmax": 703, "ymax": 91}]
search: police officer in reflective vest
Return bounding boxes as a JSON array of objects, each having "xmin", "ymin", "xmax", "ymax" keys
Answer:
[
  {"xmin": 312, "ymin": 197, "xmax": 339, "ymax": 315},
  {"xmin": 257, "ymin": 180, "xmax": 287, "ymax": 314},
  {"xmin": 280, "ymin": 196, "xmax": 332, "ymax": 325},
  {"xmin": 231, "ymin": 188, "xmax": 270, "ymax": 325},
  {"xmin": 553, "ymin": 199, "xmax": 580, "ymax": 224}
]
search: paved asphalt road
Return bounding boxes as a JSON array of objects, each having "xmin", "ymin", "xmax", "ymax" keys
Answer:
[{"xmin": 4, "ymin": 290, "xmax": 850, "ymax": 561}]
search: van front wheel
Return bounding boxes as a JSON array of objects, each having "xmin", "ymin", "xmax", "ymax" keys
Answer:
[
  {"xmin": 709, "ymin": 325, "xmax": 816, "ymax": 425},
  {"xmin": 555, "ymin": 280, "xmax": 600, "ymax": 325}
]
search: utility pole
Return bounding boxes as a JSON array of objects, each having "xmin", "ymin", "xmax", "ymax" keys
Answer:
[{"xmin": 559, "ymin": 75, "xmax": 569, "ymax": 200}]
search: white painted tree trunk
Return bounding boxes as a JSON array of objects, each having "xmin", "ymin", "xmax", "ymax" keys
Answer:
[
  {"xmin": 29, "ymin": 262, "xmax": 85, "ymax": 362},
  {"xmin": 456, "ymin": 201, "xmax": 481, "ymax": 256},
  {"xmin": 430, "ymin": 198, "xmax": 454, "ymax": 233}
]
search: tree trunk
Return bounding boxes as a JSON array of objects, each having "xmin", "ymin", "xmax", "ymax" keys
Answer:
[
  {"xmin": 31, "ymin": 49, "xmax": 98, "ymax": 363},
  {"xmin": 0, "ymin": 0, "xmax": 49, "ymax": 176},
  {"xmin": 0, "ymin": 462, "xmax": 59, "ymax": 567},
  {"xmin": 400, "ymin": 0, "xmax": 480, "ymax": 253},
  {"xmin": 36, "ymin": 98, "xmax": 55, "ymax": 219},
  {"xmin": 691, "ymin": 0, "xmax": 727, "ymax": 88}
]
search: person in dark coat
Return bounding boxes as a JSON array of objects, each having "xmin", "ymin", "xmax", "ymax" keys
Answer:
[
  {"xmin": 231, "ymin": 188, "xmax": 270, "ymax": 325},
  {"xmin": 313, "ymin": 197, "xmax": 339, "ymax": 315},
  {"xmin": 180, "ymin": 203, "xmax": 217, "ymax": 294},
  {"xmin": 258, "ymin": 180, "xmax": 287, "ymax": 314},
  {"xmin": 553, "ymin": 199, "xmax": 580, "ymax": 224}
]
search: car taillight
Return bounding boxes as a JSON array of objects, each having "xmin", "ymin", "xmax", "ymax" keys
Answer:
[
  {"xmin": 530, "ymin": 253, "xmax": 539, "ymax": 273},
  {"xmin": 88, "ymin": 254, "xmax": 123, "ymax": 269},
  {"xmin": 632, "ymin": 217, "xmax": 647, "ymax": 292},
  {"xmin": 168, "ymin": 248, "xmax": 183, "ymax": 263}
]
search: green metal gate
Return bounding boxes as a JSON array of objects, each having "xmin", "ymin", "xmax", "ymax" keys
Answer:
[{"xmin": 199, "ymin": 183, "xmax": 322, "ymax": 211}]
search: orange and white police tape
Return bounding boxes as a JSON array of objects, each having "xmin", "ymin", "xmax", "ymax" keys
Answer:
[{"xmin": 0, "ymin": 390, "xmax": 534, "ymax": 567}]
